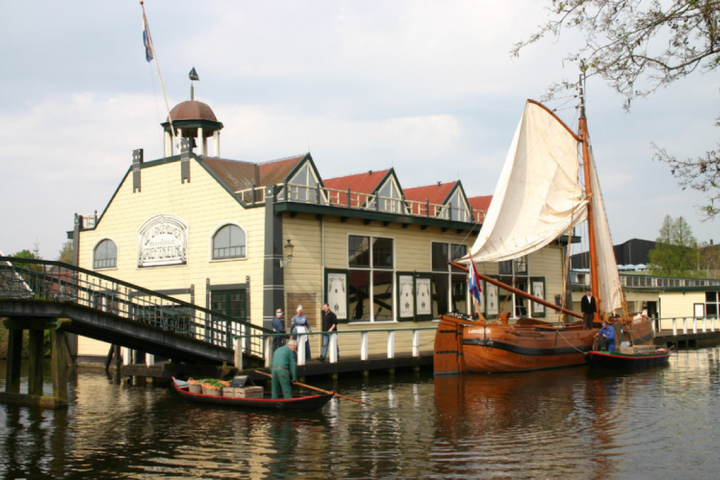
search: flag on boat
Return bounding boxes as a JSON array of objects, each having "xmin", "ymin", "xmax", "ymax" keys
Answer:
[
  {"xmin": 468, "ymin": 260, "xmax": 482, "ymax": 313},
  {"xmin": 142, "ymin": 10, "xmax": 154, "ymax": 62}
]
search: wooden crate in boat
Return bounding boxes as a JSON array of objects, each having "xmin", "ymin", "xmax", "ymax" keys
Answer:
[
  {"xmin": 223, "ymin": 386, "xmax": 264, "ymax": 399},
  {"xmin": 618, "ymin": 345, "xmax": 656, "ymax": 355}
]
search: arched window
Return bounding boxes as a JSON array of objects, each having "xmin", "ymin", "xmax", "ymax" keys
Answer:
[
  {"xmin": 213, "ymin": 224, "xmax": 246, "ymax": 260},
  {"xmin": 94, "ymin": 239, "xmax": 117, "ymax": 269}
]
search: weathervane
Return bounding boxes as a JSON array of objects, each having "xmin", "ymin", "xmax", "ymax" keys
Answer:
[{"xmin": 189, "ymin": 67, "xmax": 199, "ymax": 100}]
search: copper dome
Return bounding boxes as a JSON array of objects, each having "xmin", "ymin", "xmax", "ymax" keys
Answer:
[{"xmin": 168, "ymin": 100, "xmax": 218, "ymax": 122}]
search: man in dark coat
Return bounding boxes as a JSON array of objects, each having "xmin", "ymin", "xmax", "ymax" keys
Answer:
[
  {"xmin": 318, "ymin": 302, "xmax": 339, "ymax": 362},
  {"xmin": 581, "ymin": 289, "xmax": 597, "ymax": 329}
]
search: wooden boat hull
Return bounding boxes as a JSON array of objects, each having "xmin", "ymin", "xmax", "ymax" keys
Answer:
[
  {"xmin": 171, "ymin": 378, "xmax": 333, "ymax": 411},
  {"xmin": 584, "ymin": 349, "xmax": 671, "ymax": 369},
  {"xmin": 434, "ymin": 314, "xmax": 656, "ymax": 374}
]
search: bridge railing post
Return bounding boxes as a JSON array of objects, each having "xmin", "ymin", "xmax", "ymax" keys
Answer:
[
  {"xmin": 673, "ymin": 318, "xmax": 677, "ymax": 336},
  {"xmin": 683, "ymin": 317, "xmax": 688, "ymax": 335},
  {"xmin": 693, "ymin": 318, "xmax": 698, "ymax": 334},
  {"xmin": 361, "ymin": 332, "xmax": 369, "ymax": 361}
]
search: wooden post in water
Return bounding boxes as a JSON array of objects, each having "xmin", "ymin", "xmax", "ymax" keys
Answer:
[
  {"xmin": 51, "ymin": 319, "xmax": 73, "ymax": 405},
  {"xmin": 1, "ymin": 317, "xmax": 70, "ymax": 408},
  {"xmin": 27, "ymin": 327, "xmax": 45, "ymax": 396},
  {"xmin": 114, "ymin": 345, "xmax": 122, "ymax": 384},
  {"xmin": 4, "ymin": 321, "xmax": 23, "ymax": 393}
]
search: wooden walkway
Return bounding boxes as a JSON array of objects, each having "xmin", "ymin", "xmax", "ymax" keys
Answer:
[
  {"xmin": 655, "ymin": 330, "xmax": 720, "ymax": 348},
  {"xmin": 116, "ymin": 351, "xmax": 433, "ymax": 382}
]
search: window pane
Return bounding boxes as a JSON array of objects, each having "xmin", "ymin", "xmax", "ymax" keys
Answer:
[
  {"xmin": 499, "ymin": 261, "xmax": 512, "ymax": 275},
  {"xmin": 451, "ymin": 273, "xmax": 467, "ymax": 313},
  {"xmin": 432, "ymin": 243, "xmax": 448, "ymax": 271},
  {"xmin": 349, "ymin": 270, "xmax": 370, "ymax": 320},
  {"xmin": 213, "ymin": 225, "xmax": 245, "ymax": 259},
  {"xmin": 94, "ymin": 240, "xmax": 117, "ymax": 269},
  {"xmin": 450, "ymin": 244, "xmax": 467, "ymax": 270},
  {"xmin": 349, "ymin": 235, "xmax": 370, "ymax": 267},
  {"xmin": 373, "ymin": 237, "xmax": 394, "ymax": 269},
  {"xmin": 373, "ymin": 271, "xmax": 393, "ymax": 320},
  {"xmin": 432, "ymin": 273, "xmax": 449, "ymax": 317}
]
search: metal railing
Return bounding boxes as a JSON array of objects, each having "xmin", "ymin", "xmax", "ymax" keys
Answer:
[
  {"xmin": 0, "ymin": 256, "xmax": 270, "ymax": 358},
  {"xmin": 234, "ymin": 327, "xmax": 438, "ymax": 370},
  {"xmin": 235, "ymin": 182, "xmax": 486, "ymax": 223}
]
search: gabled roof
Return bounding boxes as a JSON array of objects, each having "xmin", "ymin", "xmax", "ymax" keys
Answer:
[
  {"xmin": 259, "ymin": 154, "xmax": 308, "ymax": 185},
  {"xmin": 201, "ymin": 154, "xmax": 307, "ymax": 193},
  {"xmin": 324, "ymin": 169, "xmax": 392, "ymax": 207},
  {"xmin": 324, "ymin": 169, "xmax": 391, "ymax": 193},
  {"xmin": 468, "ymin": 195, "xmax": 492, "ymax": 212},
  {"xmin": 201, "ymin": 157, "xmax": 258, "ymax": 191},
  {"xmin": 403, "ymin": 181, "xmax": 457, "ymax": 205}
]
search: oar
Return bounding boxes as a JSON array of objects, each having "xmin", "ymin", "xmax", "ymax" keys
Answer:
[{"xmin": 254, "ymin": 370, "xmax": 371, "ymax": 406}]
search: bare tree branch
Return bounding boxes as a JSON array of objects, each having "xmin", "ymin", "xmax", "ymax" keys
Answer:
[{"xmin": 514, "ymin": 0, "xmax": 720, "ymax": 218}]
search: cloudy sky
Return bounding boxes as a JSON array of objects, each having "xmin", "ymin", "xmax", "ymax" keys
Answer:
[{"xmin": 1, "ymin": 1, "xmax": 717, "ymax": 260}]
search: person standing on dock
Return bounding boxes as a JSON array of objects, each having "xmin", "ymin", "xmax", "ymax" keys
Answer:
[
  {"xmin": 272, "ymin": 308, "xmax": 286, "ymax": 351},
  {"xmin": 291, "ymin": 305, "xmax": 312, "ymax": 361},
  {"xmin": 581, "ymin": 289, "xmax": 597, "ymax": 329},
  {"xmin": 271, "ymin": 339, "xmax": 298, "ymax": 399},
  {"xmin": 318, "ymin": 302, "xmax": 338, "ymax": 362}
]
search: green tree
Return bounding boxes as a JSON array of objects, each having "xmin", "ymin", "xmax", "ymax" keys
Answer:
[
  {"xmin": 513, "ymin": 0, "xmax": 720, "ymax": 218},
  {"xmin": 58, "ymin": 240, "xmax": 73, "ymax": 264},
  {"xmin": 648, "ymin": 215, "xmax": 700, "ymax": 276}
]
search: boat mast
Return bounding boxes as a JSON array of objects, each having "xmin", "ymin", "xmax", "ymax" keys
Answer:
[{"xmin": 578, "ymin": 66, "xmax": 600, "ymax": 321}]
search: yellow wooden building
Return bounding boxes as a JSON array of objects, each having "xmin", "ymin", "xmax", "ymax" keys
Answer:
[{"xmin": 72, "ymin": 99, "xmax": 572, "ymax": 361}]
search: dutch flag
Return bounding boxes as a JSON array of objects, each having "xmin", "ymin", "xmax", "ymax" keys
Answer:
[
  {"xmin": 468, "ymin": 259, "xmax": 482, "ymax": 312},
  {"xmin": 142, "ymin": 11, "xmax": 154, "ymax": 63}
]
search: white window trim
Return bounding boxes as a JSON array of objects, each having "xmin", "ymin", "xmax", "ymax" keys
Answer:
[{"xmin": 347, "ymin": 233, "xmax": 396, "ymax": 322}]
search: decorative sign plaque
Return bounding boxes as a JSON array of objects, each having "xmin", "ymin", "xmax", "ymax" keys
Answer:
[
  {"xmin": 327, "ymin": 273, "xmax": 347, "ymax": 319},
  {"xmin": 399, "ymin": 275, "xmax": 414, "ymax": 318},
  {"xmin": 138, "ymin": 214, "xmax": 188, "ymax": 268},
  {"xmin": 416, "ymin": 278, "xmax": 431, "ymax": 316}
]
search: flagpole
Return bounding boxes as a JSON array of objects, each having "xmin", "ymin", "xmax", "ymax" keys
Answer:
[{"xmin": 141, "ymin": 1, "xmax": 177, "ymax": 146}]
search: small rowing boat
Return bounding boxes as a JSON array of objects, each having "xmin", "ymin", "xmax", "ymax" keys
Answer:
[
  {"xmin": 584, "ymin": 347, "xmax": 671, "ymax": 369},
  {"xmin": 171, "ymin": 377, "xmax": 333, "ymax": 411}
]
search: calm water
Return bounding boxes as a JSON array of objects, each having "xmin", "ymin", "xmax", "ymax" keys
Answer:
[{"xmin": 2, "ymin": 346, "xmax": 720, "ymax": 479}]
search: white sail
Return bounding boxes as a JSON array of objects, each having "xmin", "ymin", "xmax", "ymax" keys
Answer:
[
  {"xmin": 587, "ymin": 146, "xmax": 623, "ymax": 313},
  {"xmin": 462, "ymin": 101, "xmax": 588, "ymax": 264}
]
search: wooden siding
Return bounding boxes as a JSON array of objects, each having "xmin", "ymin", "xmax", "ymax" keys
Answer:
[
  {"xmin": 660, "ymin": 291, "xmax": 706, "ymax": 319},
  {"xmin": 78, "ymin": 159, "xmax": 266, "ymax": 355}
]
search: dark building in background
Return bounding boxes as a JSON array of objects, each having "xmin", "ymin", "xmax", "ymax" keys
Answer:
[{"xmin": 571, "ymin": 238, "xmax": 656, "ymax": 270}]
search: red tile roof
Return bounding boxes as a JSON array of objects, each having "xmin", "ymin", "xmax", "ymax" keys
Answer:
[
  {"xmin": 468, "ymin": 195, "xmax": 492, "ymax": 212},
  {"xmin": 324, "ymin": 170, "xmax": 390, "ymax": 207},
  {"xmin": 403, "ymin": 182, "xmax": 458, "ymax": 216}
]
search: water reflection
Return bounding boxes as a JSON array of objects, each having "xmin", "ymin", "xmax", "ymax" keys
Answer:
[{"xmin": 1, "ymin": 347, "xmax": 720, "ymax": 478}]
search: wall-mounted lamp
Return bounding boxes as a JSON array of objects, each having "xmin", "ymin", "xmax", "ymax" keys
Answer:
[{"xmin": 279, "ymin": 239, "xmax": 294, "ymax": 268}]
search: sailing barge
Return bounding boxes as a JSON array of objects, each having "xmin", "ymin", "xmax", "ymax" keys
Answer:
[{"xmin": 434, "ymin": 89, "xmax": 654, "ymax": 374}]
